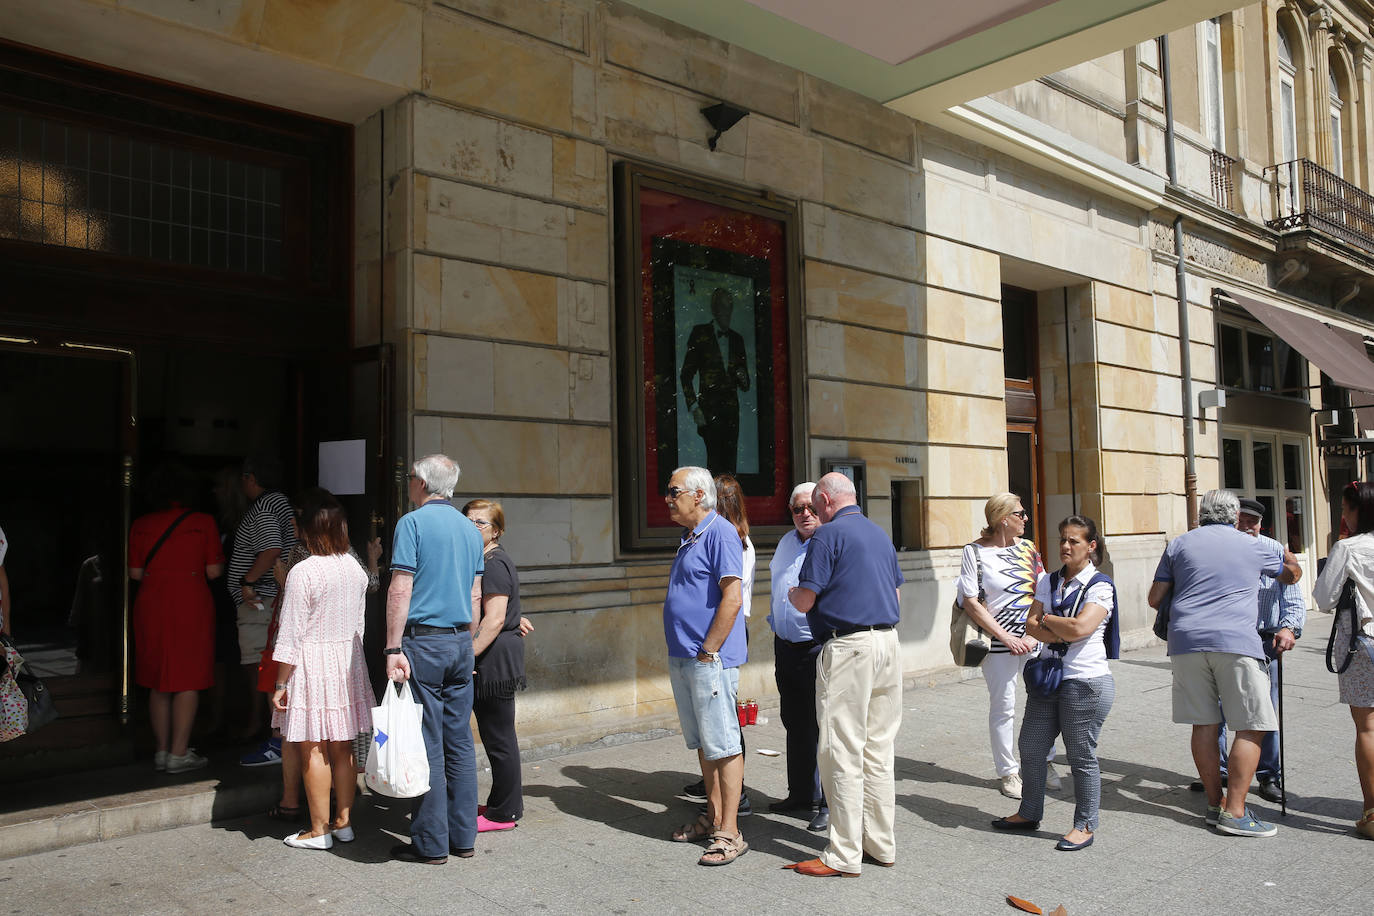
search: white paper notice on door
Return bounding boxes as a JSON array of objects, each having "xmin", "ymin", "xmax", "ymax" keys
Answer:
[{"xmin": 319, "ymin": 439, "xmax": 367, "ymax": 495}]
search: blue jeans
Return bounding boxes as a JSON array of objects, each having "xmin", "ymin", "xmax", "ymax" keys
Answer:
[
  {"xmin": 404, "ymin": 629, "xmax": 477, "ymax": 857},
  {"xmin": 1218, "ymin": 655, "xmax": 1281, "ymax": 780}
]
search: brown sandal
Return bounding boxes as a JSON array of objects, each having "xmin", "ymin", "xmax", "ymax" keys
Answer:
[
  {"xmin": 671, "ymin": 813, "xmax": 715, "ymax": 843},
  {"xmin": 1357, "ymin": 808, "xmax": 1374, "ymax": 839},
  {"xmin": 698, "ymin": 830, "xmax": 748, "ymax": 866}
]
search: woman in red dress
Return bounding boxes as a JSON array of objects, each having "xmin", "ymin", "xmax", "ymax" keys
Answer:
[{"xmin": 128, "ymin": 464, "xmax": 224, "ymax": 774}]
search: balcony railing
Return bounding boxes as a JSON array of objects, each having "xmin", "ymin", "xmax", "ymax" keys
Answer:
[
  {"xmin": 1266, "ymin": 158, "xmax": 1374, "ymax": 254},
  {"xmin": 1210, "ymin": 149, "xmax": 1236, "ymax": 211}
]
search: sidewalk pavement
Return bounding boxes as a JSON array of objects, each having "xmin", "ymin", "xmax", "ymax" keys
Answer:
[{"xmin": 2, "ymin": 613, "xmax": 1367, "ymax": 915}]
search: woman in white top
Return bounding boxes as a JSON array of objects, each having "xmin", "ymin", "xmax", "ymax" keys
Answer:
[
  {"xmin": 992, "ymin": 516, "xmax": 1118, "ymax": 852},
  {"xmin": 1312, "ymin": 481, "xmax": 1374, "ymax": 839},
  {"xmin": 956, "ymin": 493, "xmax": 1050, "ymax": 799}
]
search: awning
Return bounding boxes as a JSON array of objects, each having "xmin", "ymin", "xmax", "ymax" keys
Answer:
[
  {"xmin": 1328, "ymin": 325, "xmax": 1374, "ymax": 431},
  {"xmin": 1214, "ymin": 289, "xmax": 1374, "ymax": 394}
]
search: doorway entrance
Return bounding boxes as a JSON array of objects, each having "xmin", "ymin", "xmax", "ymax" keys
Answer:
[{"xmin": 1002, "ymin": 285, "xmax": 1046, "ymax": 549}]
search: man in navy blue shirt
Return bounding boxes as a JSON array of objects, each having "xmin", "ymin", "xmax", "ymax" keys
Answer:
[
  {"xmin": 785, "ymin": 472, "xmax": 903, "ymax": 878},
  {"xmin": 662, "ymin": 466, "xmax": 748, "ymax": 866}
]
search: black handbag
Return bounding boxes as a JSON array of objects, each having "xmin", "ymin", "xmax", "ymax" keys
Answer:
[
  {"xmin": 1326, "ymin": 579, "xmax": 1362, "ymax": 675},
  {"xmin": 1152, "ymin": 591, "xmax": 1171, "ymax": 641},
  {"xmin": 0, "ymin": 636, "xmax": 57, "ymax": 733}
]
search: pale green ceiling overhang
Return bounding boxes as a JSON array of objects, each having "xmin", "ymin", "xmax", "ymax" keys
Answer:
[{"xmin": 621, "ymin": 0, "xmax": 1242, "ymax": 114}]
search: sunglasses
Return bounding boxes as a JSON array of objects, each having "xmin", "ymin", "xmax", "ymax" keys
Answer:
[
  {"xmin": 1011, "ymin": 509, "xmax": 1029, "ymax": 519},
  {"xmin": 790, "ymin": 504, "xmax": 816, "ymax": 516},
  {"xmin": 665, "ymin": 486, "xmax": 694, "ymax": 499}
]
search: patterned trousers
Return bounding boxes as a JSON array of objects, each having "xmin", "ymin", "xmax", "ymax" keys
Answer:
[{"xmin": 1017, "ymin": 674, "xmax": 1115, "ymax": 831}]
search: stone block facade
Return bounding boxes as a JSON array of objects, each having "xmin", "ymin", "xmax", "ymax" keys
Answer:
[{"xmin": 15, "ymin": 0, "xmax": 1374, "ymax": 753}]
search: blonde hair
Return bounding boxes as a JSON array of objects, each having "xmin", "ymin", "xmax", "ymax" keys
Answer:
[{"xmin": 981, "ymin": 492, "xmax": 1022, "ymax": 538}]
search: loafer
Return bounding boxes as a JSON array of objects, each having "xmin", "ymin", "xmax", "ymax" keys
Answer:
[
  {"xmin": 807, "ymin": 806, "xmax": 829, "ymax": 833},
  {"xmin": 991, "ymin": 816, "xmax": 1039, "ymax": 831},
  {"xmin": 476, "ymin": 814, "xmax": 516, "ymax": 833},
  {"xmin": 783, "ymin": 858, "xmax": 859, "ymax": 878},
  {"xmin": 861, "ymin": 851, "xmax": 894, "ymax": 868},
  {"xmin": 1055, "ymin": 834, "xmax": 1094, "ymax": 851},
  {"xmin": 390, "ymin": 843, "xmax": 447, "ymax": 864},
  {"xmin": 768, "ymin": 797, "xmax": 813, "ymax": 814},
  {"xmin": 284, "ymin": 831, "xmax": 333, "ymax": 850},
  {"xmin": 1257, "ymin": 779, "xmax": 1284, "ymax": 803}
]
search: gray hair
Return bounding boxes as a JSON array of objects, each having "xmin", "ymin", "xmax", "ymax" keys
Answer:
[
  {"xmin": 1198, "ymin": 489, "xmax": 1240, "ymax": 526},
  {"xmin": 789, "ymin": 482, "xmax": 816, "ymax": 507},
  {"xmin": 413, "ymin": 454, "xmax": 460, "ymax": 499},
  {"xmin": 674, "ymin": 466, "xmax": 716, "ymax": 510}
]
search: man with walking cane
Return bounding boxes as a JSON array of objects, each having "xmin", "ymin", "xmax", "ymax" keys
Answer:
[{"xmin": 1234, "ymin": 498, "xmax": 1305, "ymax": 806}]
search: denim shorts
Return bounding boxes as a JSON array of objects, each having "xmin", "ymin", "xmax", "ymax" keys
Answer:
[{"xmin": 668, "ymin": 656, "xmax": 742, "ymax": 761}]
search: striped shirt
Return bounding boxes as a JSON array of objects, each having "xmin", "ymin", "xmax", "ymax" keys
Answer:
[{"xmin": 227, "ymin": 490, "xmax": 295, "ymax": 601}]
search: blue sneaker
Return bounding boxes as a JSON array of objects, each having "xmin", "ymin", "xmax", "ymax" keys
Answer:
[
  {"xmin": 239, "ymin": 737, "xmax": 283, "ymax": 767},
  {"xmin": 1214, "ymin": 807, "xmax": 1277, "ymax": 837}
]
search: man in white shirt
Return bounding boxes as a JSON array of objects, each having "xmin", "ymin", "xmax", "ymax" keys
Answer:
[{"xmin": 766, "ymin": 482, "xmax": 827, "ymax": 832}]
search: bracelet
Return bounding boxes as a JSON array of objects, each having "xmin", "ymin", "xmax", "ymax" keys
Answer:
[
  {"xmin": 383, "ymin": 647, "xmax": 403, "ymax": 656},
  {"xmin": 274, "ymin": 682, "xmax": 287, "ymax": 690}
]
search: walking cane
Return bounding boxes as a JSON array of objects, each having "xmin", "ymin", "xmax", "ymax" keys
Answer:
[{"xmin": 1277, "ymin": 651, "xmax": 1287, "ymax": 817}]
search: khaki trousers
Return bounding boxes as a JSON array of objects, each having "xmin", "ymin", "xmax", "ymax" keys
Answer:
[{"xmin": 816, "ymin": 627, "xmax": 902, "ymax": 873}]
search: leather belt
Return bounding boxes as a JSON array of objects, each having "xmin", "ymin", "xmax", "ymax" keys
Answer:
[
  {"xmin": 826, "ymin": 623, "xmax": 895, "ymax": 641},
  {"xmin": 404, "ymin": 623, "xmax": 470, "ymax": 636}
]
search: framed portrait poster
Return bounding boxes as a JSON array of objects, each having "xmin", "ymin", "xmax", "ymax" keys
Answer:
[{"xmin": 615, "ymin": 162, "xmax": 803, "ymax": 550}]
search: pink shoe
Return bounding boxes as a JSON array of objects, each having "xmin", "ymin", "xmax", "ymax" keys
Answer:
[{"xmin": 476, "ymin": 814, "xmax": 516, "ymax": 833}]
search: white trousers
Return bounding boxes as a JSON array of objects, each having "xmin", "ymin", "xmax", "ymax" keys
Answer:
[
  {"xmin": 983, "ymin": 651, "xmax": 1055, "ymax": 777},
  {"xmin": 815, "ymin": 628, "xmax": 902, "ymax": 874}
]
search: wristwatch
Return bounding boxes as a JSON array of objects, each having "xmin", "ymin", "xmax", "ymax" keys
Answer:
[
  {"xmin": 698, "ymin": 649, "xmax": 720, "ymax": 663},
  {"xmin": 384, "ymin": 647, "xmax": 403, "ymax": 656}
]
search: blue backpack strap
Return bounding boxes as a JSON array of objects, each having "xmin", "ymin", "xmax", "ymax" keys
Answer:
[{"xmin": 1085, "ymin": 571, "xmax": 1120, "ymax": 659}]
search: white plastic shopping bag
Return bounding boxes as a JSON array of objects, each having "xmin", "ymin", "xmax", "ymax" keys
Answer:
[{"xmin": 365, "ymin": 679, "xmax": 431, "ymax": 798}]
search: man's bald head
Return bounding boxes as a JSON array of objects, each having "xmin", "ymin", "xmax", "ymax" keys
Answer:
[{"xmin": 814, "ymin": 472, "xmax": 857, "ymax": 521}]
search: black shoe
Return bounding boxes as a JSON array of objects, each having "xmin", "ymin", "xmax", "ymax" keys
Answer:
[
  {"xmin": 1257, "ymin": 779, "xmax": 1284, "ymax": 803},
  {"xmin": 696, "ymin": 792, "xmax": 752, "ymax": 817},
  {"xmin": 683, "ymin": 780, "xmax": 707, "ymax": 802},
  {"xmin": 390, "ymin": 843, "xmax": 447, "ymax": 865},
  {"xmin": 769, "ymin": 797, "xmax": 812, "ymax": 814},
  {"xmin": 807, "ymin": 806, "xmax": 829, "ymax": 833},
  {"xmin": 991, "ymin": 816, "xmax": 1039, "ymax": 831},
  {"xmin": 1055, "ymin": 834, "xmax": 1094, "ymax": 852},
  {"xmin": 450, "ymin": 847, "xmax": 475, "ymax": 858},
  {"xmin": 1188, "ymin": 781, "xmax": 1204, "ymax": 792}
]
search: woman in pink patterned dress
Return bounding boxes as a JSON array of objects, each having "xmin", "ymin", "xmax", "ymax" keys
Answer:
[{"xmin": 270, "ymin": 492, "xmax": 375, "ymax": 850}]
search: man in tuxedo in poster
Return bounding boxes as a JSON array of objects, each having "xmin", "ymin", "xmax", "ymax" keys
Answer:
[{"xmin": 680, "ymin": 287, "xmax": 750, "ymax": 472}]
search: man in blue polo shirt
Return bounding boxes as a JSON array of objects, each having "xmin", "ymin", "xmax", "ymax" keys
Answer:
[
  {"xmin": 662, "ymin": 465, "xmax": 748, "ymax": 866},
  {"xmin": 384, "ymin": 453, "xmax": 486, "ymax": 865},
  {"xmin": 785, "ymin": 472, "xmax": 903, "ymax": 878}
]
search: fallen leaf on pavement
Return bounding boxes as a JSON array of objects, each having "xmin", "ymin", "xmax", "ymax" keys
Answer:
[{"xmin": 1006, "ymin": 895, "xmax": 1042, "ymax": 914}]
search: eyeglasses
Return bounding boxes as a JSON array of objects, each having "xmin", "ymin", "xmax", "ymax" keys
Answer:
[
  {"xmin": 1011, "ymin": 509, "xmax": 1029, "ymax": 519},
  {"xmin": 665, "ymin": 486, "xmax": 693, "ymax": 499},
  {"xmin": 469, "ymin": 518, "xmax": 492, "ymax": 528},
  {"xmin": 790, "ymin": 504, "xmax": 816, "ymax": 516}
]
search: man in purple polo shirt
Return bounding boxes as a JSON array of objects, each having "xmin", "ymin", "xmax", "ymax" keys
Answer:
[
  {"xmin": 785, "ymin": 472, "xmax": 903, "ymax": 878},
  {"xmin": 662, "ymin": 465, "xmax": 748, "ymax": 867}
]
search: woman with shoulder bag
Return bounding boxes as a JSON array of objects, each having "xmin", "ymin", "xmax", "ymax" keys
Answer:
[
  {"xmin": 992, "ymin": 516, "xmax": 1118, "ymax": 851},
  {"xmin": 956, "ymin": 493, "xmax": 1050, "ymax": 799},
  {"xmin": 1312, "ymin": 481, "xmax": 1374, "ymax": 839}
]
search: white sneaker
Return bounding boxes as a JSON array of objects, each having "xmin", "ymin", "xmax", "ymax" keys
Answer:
[
  {"xmin": 154, "ymin": 750, "xmax": 168, "ymax": 771},
  {"xmin": 1000, "ymin": 774, "xmax": 1023, "ymax": 799},
  {"xmin": 284, "ymin": 831, "xmax": 334, "ymax": 850},
  {"xmin": 165, "ymin": 750, "xmax": 209, "ymax": 774},
  {"xmin": 1045, "ymin": 763, "xmax": 1062, "ymax": 791}
]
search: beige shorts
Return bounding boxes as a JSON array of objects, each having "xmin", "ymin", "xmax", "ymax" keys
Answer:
[
  {"xmin": 236, "ymin": 601, "xmax": 273, "ymax": 666},
  {"xmin": 1171, "ymin": 651, "xmax": 1278, "ymax": 731}
]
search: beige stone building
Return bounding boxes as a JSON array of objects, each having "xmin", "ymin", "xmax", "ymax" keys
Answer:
[{"xmin": 3, "ymin": 0, "xmax": 1373, "ymax": 773}]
